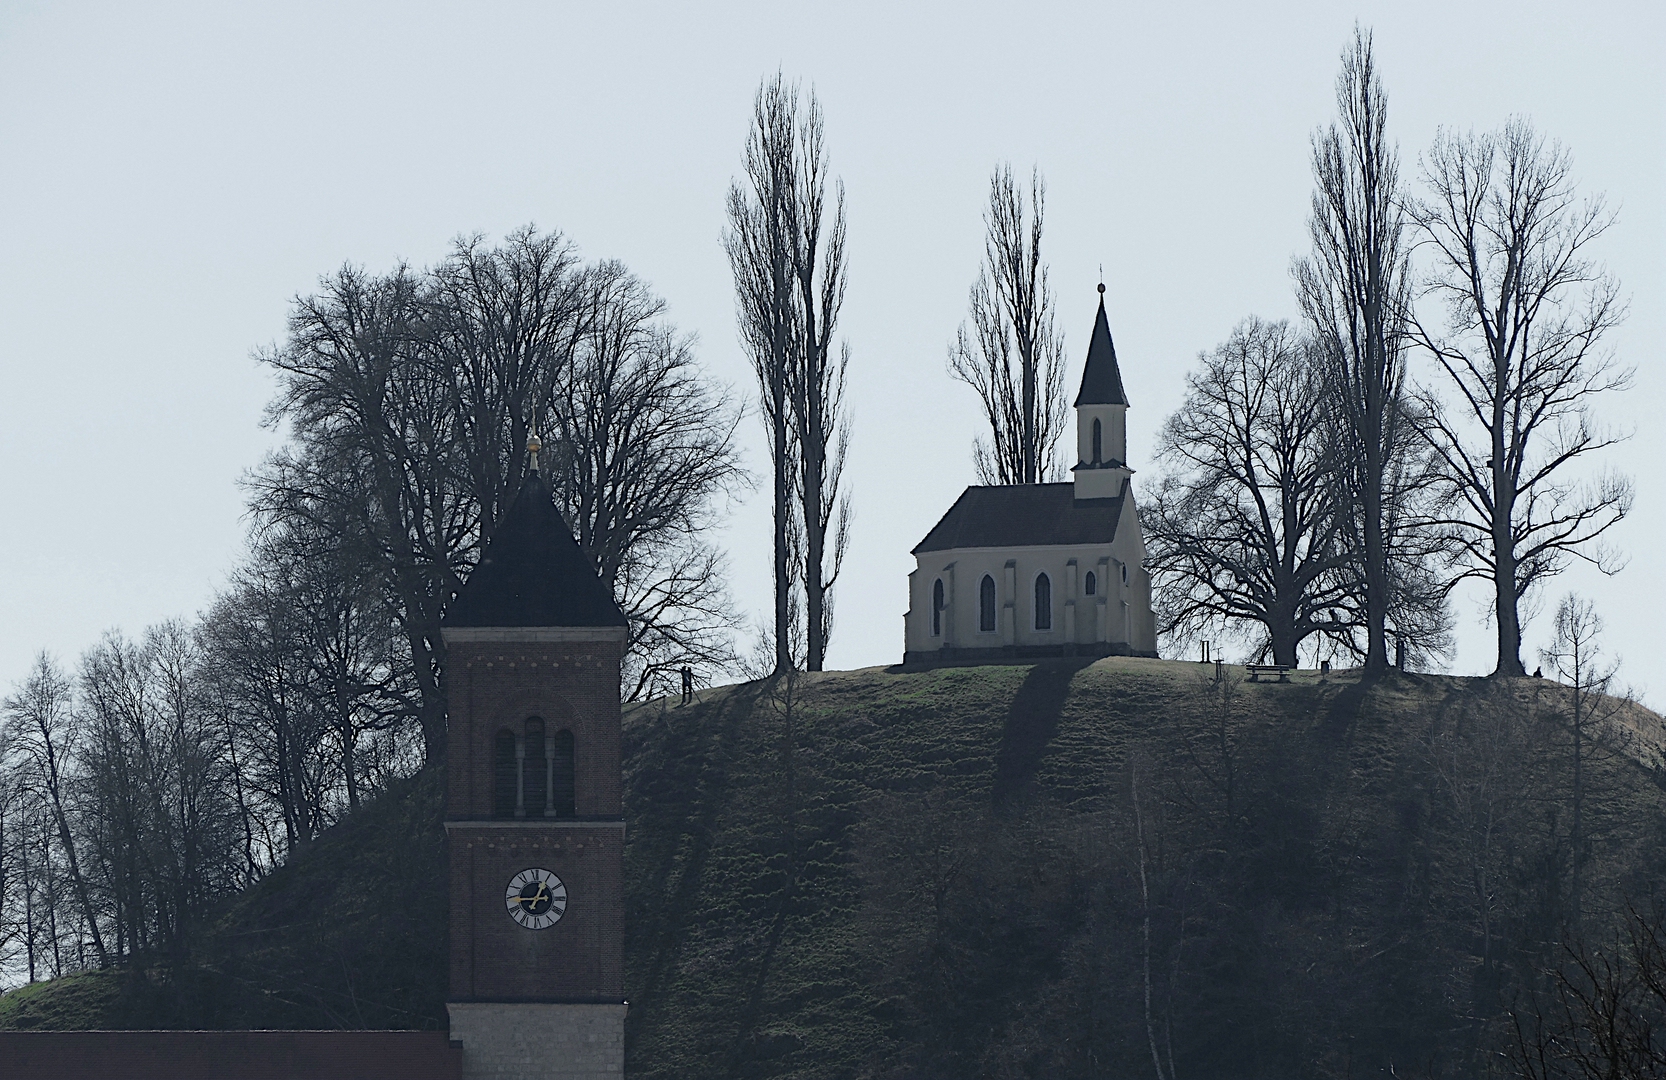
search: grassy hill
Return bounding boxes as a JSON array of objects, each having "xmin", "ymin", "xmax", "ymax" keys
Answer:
[{"xmin": 4, "ymin": 658, "xmax": 1663, "ymax": 1079}]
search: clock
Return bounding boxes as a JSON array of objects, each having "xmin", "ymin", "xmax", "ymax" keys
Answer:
[{"xmin": 505, "ymin": 868, "xmax": 568, "ymax": 929}]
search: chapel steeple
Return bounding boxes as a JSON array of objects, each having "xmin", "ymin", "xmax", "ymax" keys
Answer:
[{"xmin": 1072, "ymin": 284, "xmax": 1131, "ymax": 500}]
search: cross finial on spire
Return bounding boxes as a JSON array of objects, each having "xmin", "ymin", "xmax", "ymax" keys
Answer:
[{"xmin": 527, "ymin": 419, "xmax": 542, "ymax": 474}]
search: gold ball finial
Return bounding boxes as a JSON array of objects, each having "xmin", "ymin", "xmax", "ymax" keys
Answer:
[
  {"xmin": 1097, "ymin": 282, "xmax": 1106, "ymax": 294},
  {"xmin": 527, "ymin": 427, "xmax": 542, "ymax": 473}
]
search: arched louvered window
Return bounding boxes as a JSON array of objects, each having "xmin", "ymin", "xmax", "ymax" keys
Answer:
[
  {"xmin": 524, "ymin": 718, "xmax": 547, "ymax": 818},
  {"xmin": 1034, "ymin": 573, "xmax": 1052, "ymax": 630},
  {"xmin": 932, "ymin": 579, "xmax": 945, "ymax": 636},
  {"xmin": 1085, "ymin": 570, "xmax": 1097, "ymax": 596},
  {"xmin": 979, "ymin": 575, "xmax": 997, "ymax": 633},
  {"xmin": 548, "ymin": 729, "xmax": 576, "ymax": 818},
  {"xmin": 1092, "ymin": 418, "xmax": 1103, "ymax": 463},
  {"xmin": 493, "ymin": 729, "xmax": 518, "ymax": 818}
]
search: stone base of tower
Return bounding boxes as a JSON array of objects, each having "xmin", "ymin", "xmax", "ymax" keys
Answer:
[{"xmin": 447, "ymin": 1003, "xmax": 626, "ymax": 1080}]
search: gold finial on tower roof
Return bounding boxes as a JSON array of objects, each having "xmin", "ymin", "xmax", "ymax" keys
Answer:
[{"xmin": 527, "ymin": 421, "xmax": 543, "ymax": 474}]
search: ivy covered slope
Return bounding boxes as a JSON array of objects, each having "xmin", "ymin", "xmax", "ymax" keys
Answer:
[{"xmin": 3, "ymin": 659, "xmax": 1663, "ymax": 1080}]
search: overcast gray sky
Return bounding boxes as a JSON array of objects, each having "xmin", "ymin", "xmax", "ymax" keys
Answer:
[{"xmin": 2, "ymin": 1, "xmax": 1660, "ymax": 702}]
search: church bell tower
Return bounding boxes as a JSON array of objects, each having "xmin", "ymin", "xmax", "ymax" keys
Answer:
[
  {"xmin": 1072, "ymin": 283, "xmax": 1132, "ymax": 501},
  {"xmin": 441, "ymin": 435, "xmax": 628, "ymax": 1080}
]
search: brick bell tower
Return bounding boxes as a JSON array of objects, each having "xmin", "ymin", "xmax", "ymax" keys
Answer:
[{"xmin": 441, "ymin": 437, "xmax": 628, "ymax": 1080}]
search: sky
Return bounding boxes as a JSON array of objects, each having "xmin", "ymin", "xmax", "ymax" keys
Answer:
[{"xmin": 1, "ymin": 1, "xmax": 1660, "ymax": 704}]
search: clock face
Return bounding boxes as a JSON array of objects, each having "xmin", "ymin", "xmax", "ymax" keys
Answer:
[{"xmin": 505, "ymin": 868, "xmax": 568, "ymax": 929}]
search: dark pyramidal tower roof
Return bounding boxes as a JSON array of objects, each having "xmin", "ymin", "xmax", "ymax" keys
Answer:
[
  {"xmin": 443, "ymin": 469, "xmax": 626, "ymax": 628},
  {"xmin": 1074, "ymin": 289, "xmax": 1128, "ymax": 407}
]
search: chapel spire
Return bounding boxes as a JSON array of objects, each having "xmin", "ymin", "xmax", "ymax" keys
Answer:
[
  {"xmin": 1072, "ymin": 283, "xmax": 1131, "ymax": 500},
  {"xmin": 1074, "ymin": 283, "xmax": 1128, "ymax": 407}
]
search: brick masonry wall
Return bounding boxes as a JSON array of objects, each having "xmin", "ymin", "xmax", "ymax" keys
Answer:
[
  {"xmin": 448, "ymin": 824, "xmax": 625, "ymax": 1001},
  {"xmin": 444, "ymin": 633, "xmax": 625, "ymax": 1005},
  {"xmin": 0, "ymin": 1031, "xmax": 461, "ymax": 1079},
  {"xmin": 446, "ymin": 641, "xmax": 623, "ymax": 820},
  {"xmin": 447, "ymin": 1003, "xmax": 625, "ymax": 1080}
]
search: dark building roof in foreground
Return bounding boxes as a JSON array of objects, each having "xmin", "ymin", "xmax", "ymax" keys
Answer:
[
  {"xmin": 912, "ymin": 483, "xmax": 1124, "ymax": 554},
  {"xmin": 443, "ymin": 470, "xmax": 627, "ymax": 628},
  {"xmin": 1074, "ymin": 295, "xmax": 1128, "ymax": 407}
]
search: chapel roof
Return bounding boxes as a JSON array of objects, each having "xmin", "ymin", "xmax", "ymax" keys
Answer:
[
  {"xmin": 443, "ymin": 469, "xmax": 627, "ymax": 628},
  {"xmin": 1074, "ymin": 292, "xmax": 1128, "ymax": 407},
  {"xmin": 911, "ymin": 483, "xmax": 1124, "ymax": 555}
]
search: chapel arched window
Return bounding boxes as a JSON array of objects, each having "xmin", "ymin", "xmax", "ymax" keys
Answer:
[
  {"xmin": 1085, "ymin": 571, "xmax": 1097, "ymax": 596},
  {"xmin": 979, "ymin": 575, "xmax": 997, "ymax": 633},
  {"xmin": 1034, "ymin": 573, "xmax": 1052, "ymax": 630},
  {"xmin": 932, "ymin": 578, "xmax": 945, "ymax": 636}
]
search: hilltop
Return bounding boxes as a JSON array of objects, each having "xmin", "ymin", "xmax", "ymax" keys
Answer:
[{"xmin": 3, "ymin": 658, "xmax": 1662, "ymax": 1079}]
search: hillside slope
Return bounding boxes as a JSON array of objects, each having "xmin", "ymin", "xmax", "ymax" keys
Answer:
[
  {"xmin": 4, "ymin": 659, "xmax": 1662, "ymax": 1079},
  {"xmin": 622, "ymin": 660, "xmax": 1666, "ymax": 1078}
]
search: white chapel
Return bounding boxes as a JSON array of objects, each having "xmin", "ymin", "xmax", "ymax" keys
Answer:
[{"xmin": 904, "ymin": 287, "xmax": 1158, "ymax": 664}]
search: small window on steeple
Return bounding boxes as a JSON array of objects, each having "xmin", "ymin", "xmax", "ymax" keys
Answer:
[{"xmin": 1092, "ymin": 418, "xmax": 1102, "ymax": 464}]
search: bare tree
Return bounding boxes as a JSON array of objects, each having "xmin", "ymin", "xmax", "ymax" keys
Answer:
[
  {"xmin": 1147, "ymin": 318, "xmax": 1354, "ymax": 666},
  {"xmin": 1509, "ymin": 903, "xmax": 1666, "ymax": 1080},
  {"xmin": 1539, "ymin": 593, "xmax": 1622, "ymax": 924},
  {"xmin": 430, "ymin": 227, "xmax": 587, "ymax": 552},
  {"xmin": 1294, "ymin": 27, "xmax": 1416, "ymax": 672},
  {"xmin": 258, "ymin": 230, "xmax": 736, "ymax": 718},
  {"xmin": 783, "ymin": 93, "xmax": 853, "ymax": 672},
  {"xmin": 726, "ymin": 75, "xmax": 854, "ymax": 672},
  {"xmin": 546, "ymin": 261, "xmax": 746, "ymax": 698},
  {"xmin": 1408, "ymin": 120, "xmax": 1633, "ymax": 678},
  {"xmin": 2, "ymin": 654, "xmax": 106, "ymax": 967},
  {"xmin": 264, "ymin": 522, "xmax": 419, "ymax": 811},
  {"xmin": 199, "ymin": 562, "xmax": 335, "ymax": 858},
  {"xmin": 949, "ymin": 164, "xmax": 1069, "ymax": 485},
  {"xmin": 253, "ymin": 263, "xmax": 464, "ymax": 761},
  {"xmin": 76, "ymin": 625, "xmax": 242, "ymax": 960},
  {"xmin": 726, "ymin": 75, "xmax": 801, "ymax": 675}
]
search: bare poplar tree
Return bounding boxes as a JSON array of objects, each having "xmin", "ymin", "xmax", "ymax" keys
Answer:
[
  {"xmin": 726, "ymin": 74, "xmax": 854, "ymax": 672},
  {"xmin": 1408, "ymin": 120, "xmax": 1633, "ymax": 678},
  {"xmin": 784, "ymin": 93, "xmax": 852, "ymax": 672},
  {"xmin": 726, "ymin": 75, "xmax": 800, "ymax": 675},
  {"xmin": 1146, "ymin": 318, "xmax": 1354, "ymax": 665},
  {"xmin": 949, "ymin": 164, "xmax": 1068, "ymax": 486},
  {"xmin": 1294, "ymin": 27, "xmax": 1417, "ymax": 672}
]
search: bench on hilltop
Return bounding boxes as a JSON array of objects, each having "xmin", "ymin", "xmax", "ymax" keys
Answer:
[{"xmin": 1246, "ymin": 664, "xmax": 1294, "ymax": 683}]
